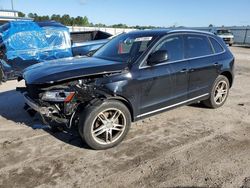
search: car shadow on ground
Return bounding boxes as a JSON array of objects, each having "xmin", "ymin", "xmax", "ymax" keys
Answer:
[
  {"xmin": 0, "ymin": 89, "xmax": 210, "ymax": 150},
  {"xmin": 0, "ymin": 89, "xmax": 90, "ymax": 149},
  {"xmin": 188, "ymin": 102, "xmax": 209, "ymax": 109}
]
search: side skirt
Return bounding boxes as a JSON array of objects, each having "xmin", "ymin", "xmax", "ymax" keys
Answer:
[{"xmin": 135, "ymin": 93, "xmax": 209, "ymax": 120}]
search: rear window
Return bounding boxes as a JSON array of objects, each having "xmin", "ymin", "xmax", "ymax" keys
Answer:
[
  {"xmin": 209, "ymin": 37, "xmax": 224, "ymax": 53},
  {"xmin": 185, "ymin": 35, "xmax": 213, "ymax": 58}
]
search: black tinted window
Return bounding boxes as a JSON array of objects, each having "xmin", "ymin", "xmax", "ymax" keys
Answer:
[
  {"xmin": 154, "ymin": 36, "xmax": 184, "ymax": 62},
  {"xmin": 209, "ymin": 37, "xmax": 224, "ymax": 53},
  {"xmin": 186, "ymin": 35, "xmax": 213, "ymax": 58}
]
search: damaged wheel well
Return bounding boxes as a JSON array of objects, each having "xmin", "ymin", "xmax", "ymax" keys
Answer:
[
  {"xmin": 107, "ymin": 97, "xmax": 134, "ymax": 121},
  {"xmin": 77, "ymin": 96, "xmax": 134, "ymax": 122}
]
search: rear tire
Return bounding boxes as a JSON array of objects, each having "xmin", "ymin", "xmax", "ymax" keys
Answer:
[
  {"xmin": 203, "ymin": 75, "xmax": 230, "ymax": 109},
  {"xmin": 78, "ymin": 100, "xmax": 131, "ymax": 150}
]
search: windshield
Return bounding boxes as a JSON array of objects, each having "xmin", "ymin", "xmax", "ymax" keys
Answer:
[
  {"xmin": 93, "ymin": 33, "xmax": 156, "ymax": 62},
  {"xmin": 217, "ymin": 30, "xmax": 232, "ymax": 35}
]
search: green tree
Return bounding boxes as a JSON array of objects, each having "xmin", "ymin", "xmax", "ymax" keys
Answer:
[
  {"xmin": 82, "ymin": 16, "xmax": 89, "ymax": 26},
  {"xmin": 61, "ymin": 14, "xmax": 71, "ymax": 25},
  {"xmin": 28, "ymin": 13, "xmax": 34, "ymax": 18},
  {"xmin": 51, "ymin": 14, "xmax": 61, "ymax": 22},
  {"xmin": 18, "ymin": 12, "xmax": 25, "ymax": 17},
  {"xmin": 112, "ymin": 23, "xmax": 128, "ymax": 28}
]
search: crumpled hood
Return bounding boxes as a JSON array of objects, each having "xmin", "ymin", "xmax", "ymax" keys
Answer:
[{"xmin": 23, "ymin": 56, "xmax": 128, "ymax": 84}]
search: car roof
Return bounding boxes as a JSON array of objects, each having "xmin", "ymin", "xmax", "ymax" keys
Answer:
[{"xmin": 128, "ymin": 29, "xmax": 215, "ymax": 37}]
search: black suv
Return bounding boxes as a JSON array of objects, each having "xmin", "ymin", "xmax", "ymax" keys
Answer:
[{"xmin": 20, "ymin": 29, "xmax": 235, "ymax": 150}]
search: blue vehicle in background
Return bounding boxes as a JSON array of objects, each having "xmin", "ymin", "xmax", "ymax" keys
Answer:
[
  {"xmin": 71, "ymin": 30, "xmax": 112, "ymax": 56},
  {"xmin": 0, "ymin": 21, "xmax": 111, "ymax": 83}
]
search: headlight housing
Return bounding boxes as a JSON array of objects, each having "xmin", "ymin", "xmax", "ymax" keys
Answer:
[{"xmin": 41, "ymin": 90, "xmax": 75, "ymax": 102}]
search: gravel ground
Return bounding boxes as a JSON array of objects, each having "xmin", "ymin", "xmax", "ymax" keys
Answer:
[{"xmin": 0, "ymin": 47, "xmax": 250, "ymax": 188}]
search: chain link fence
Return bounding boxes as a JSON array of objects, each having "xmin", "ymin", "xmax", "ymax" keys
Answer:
[
  {"xmin": 68, "ymin": 26, "xmax": 136, "ymax": 36},
  {"xmin": 68, "ymin": 26, "xmax": 250, "ymax": 45},
  {"xmin": 189, "ymin": 27, "xmax": 250, "ymax": 45},
  {"xmin": 229, "ymin": 28, "xmax": 250, "ymax": 45}
]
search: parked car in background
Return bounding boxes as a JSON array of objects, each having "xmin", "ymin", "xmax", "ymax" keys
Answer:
[
  {"xmin": 214, "ymin": 29, "xmax": 234, "ymax": 46},
  {"xmin": 71, "ymin": 30, "xmax": 112, "ymax": 56},
  {"xmin": 0, "ymin": 21, "xmax": 111, "ymax": 83},
  {"xmin": 19, "ymin": 29, "xmax": 234, "ymax": 150}
]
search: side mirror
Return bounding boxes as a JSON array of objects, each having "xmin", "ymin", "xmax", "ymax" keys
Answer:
[{"xmin": 147, "ymin": 50, "xmax": 168, "ymax": 66}]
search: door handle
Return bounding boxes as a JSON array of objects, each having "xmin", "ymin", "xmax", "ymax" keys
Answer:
[
  {"xmin": 189, "ymin": 69, "xmax": 195, "ymax": 72},
  {"xmin": 180, "ymin": 69, "xmax": 188, "ymax": 73},
  {"xmin": 214, "ymin": 62, "xmax": 219, "ymax": 66}
]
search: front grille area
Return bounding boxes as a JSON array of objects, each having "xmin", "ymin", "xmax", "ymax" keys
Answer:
[{"xmin": 223, "ymin": 38, "xmax": 231, "ymax": 42}]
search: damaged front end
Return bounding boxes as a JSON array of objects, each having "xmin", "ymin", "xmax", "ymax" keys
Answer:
[{"xmin": 22, "ymin": 76, "xmax": 108, "ymax": 128}]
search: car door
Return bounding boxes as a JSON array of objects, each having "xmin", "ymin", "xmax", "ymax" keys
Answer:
[
  {"xmin": 137, "ymin": 35, "xmax": 189, "ymax": 117},
  {"xmin": 184, "ymin": 34, "xmax": 219, "ymax": 99}
]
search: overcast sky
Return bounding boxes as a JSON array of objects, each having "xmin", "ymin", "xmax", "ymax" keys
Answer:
[{"xmin": 0, "ymin": 0, "xmax": 249, "ymax": 27}]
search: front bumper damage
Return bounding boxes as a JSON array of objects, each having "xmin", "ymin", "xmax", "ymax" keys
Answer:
[
  {"xmin": 23, "ymin": 93, "xmax": 69, "ymax": 126},
  {"xmin": 24, "ymin": 94, "xmax": 53, "ymax": 116}
]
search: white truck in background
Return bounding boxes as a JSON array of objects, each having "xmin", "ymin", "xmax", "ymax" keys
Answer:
[{"xmin": 214, "ymin": 29, "xmax": 234, "ymax": 46}]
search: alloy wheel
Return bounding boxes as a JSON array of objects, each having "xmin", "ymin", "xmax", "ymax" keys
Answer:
[
  {"xmin": 214, "ymin": 80, "xmax": 228, "ymax": 105},
  {"xmin": 91, "ymin": 108, "xmax": 126, "ymax": 145}
]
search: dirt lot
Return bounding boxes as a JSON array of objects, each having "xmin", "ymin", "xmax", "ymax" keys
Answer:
[{"xmin": 0, "ymin": 47, "xmax": 249, "ymax": 188}]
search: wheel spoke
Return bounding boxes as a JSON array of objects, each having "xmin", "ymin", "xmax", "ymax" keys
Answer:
[
  {"xmin": 219, "ymin": 83, "xmax": 223, "ymax": 90},
  {"xmin": 111, "ymin": 110, "xmax": 121, "ymax": 121},
  {"xmin": 112, "ymin": 123, "xmax": 124, "ymax": 131},
  {"xmin": 112, "ymin": 127, "xmax": 123, "ymax": 131},
  {"xmin": 215, "ymin": 94, "xmax": 220, "ymax": 101},
  {"xmin": 222, "ymin": 82, "xmax": 227, "ymax": 89},
  {"xmin": 94, "ymin": 127, "xmax": 106, "ymax": 137},
  {"xmin": 98, "ymin": 113, "xmax": 108, "ymax": 124},
  {"xmin": 219, "ymin": 96, "xmax": 223, "ymax": 103},
  {"xmin": 113, "ymin": 123, "xmax": 124, "ymax": 128},
  {"xmin": 105, "ymin": 130, "xmax": 109, "ymax": 143},
  {"xmin": 216, "ymin": 85, "xmax": 220, "ymax": 91},
  {"xmin": 109, "ymin": 130, "xmax": 113, "ymax": 142},
  {"xmin": 221, "ymin": 90, "xmax": 227, "ymax": 95}
]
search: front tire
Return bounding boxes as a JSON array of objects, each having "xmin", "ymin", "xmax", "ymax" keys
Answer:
[
  {"xmin": 203, "ymin": 75, "xmax": 230, "ymax": 108},
  {"xmin": 78, "ymin": 100, "xmax": 131, "ymax": 150}
]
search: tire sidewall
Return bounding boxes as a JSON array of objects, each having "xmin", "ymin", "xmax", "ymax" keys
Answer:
[{"xmin": 79, "ymin": 100, "xmax": 131, "ymax": 150}]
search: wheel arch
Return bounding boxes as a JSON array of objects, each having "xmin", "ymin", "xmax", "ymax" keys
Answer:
[
  {"xmin": 76, "ymin": 95, "xmax": 135, "ymax": 122},
  {"xmin": 220, "ymin": 71, "xmax": 233, "ymax": 88},
  {"xmin": 106, "ymin": 96, "xmax": 135, "ymax": 122}
]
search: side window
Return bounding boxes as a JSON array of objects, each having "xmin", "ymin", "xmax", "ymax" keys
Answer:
[
  {"xmin": 209, "ymin": 37, "xmax": 224, "ymax": 53},
  {"xmin": 154, "ymin": 36, "xmax": 184, "ymax": 62},
  {"xmin": 118, "ymin": 39, "xmax": 150, "ymax": 54},
  {"xmin": 185, "ymin": 35, "xmax": 213, "ymax": 58},
  {"xmin": 118, "ymin": 42, "xmax": 132, "ymax": 54}
]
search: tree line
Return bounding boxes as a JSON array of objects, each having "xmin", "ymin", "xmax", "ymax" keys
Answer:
[{"xmin": 18, "ymin": 12, "xmax": 158, "ymax": 29}]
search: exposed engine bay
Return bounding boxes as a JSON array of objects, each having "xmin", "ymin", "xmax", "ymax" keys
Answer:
[{"xmin": 21, "ymin": 74, "xmax": 114, "ymax": 129}]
